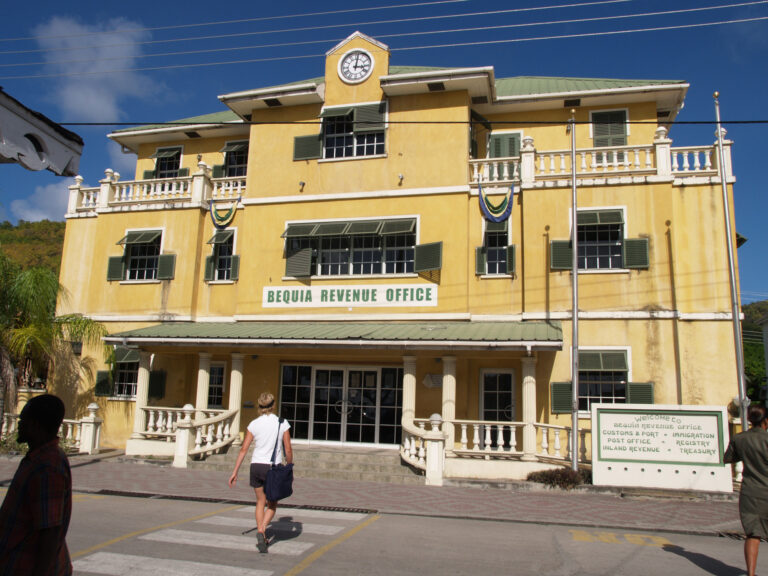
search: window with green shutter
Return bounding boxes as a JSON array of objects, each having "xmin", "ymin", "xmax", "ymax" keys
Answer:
[
  {"xmin": 551, "ymin": 209, "xmax": 649, "ymax": 271},
  {"xmin": 95, "ymin": 370, "xmax": 113, "ymax": 396},
  {"xmin": 577, "ymin": 349, "xmax": 634, "ymax": 412},
  {"xmin": 592, "ymin": 110, "xmax": 627, "ymax": 163},
  {"xmin": 489, "ymin": 133, "xmax": 521, "ymax": 159},
  {"xmin": 626, "ymin": 382, "xmax": 654, "ymax": 404},
  {"xmin": 110, "ymin": 230, "xmax": 175, "ymax": 282},
  {"xmin": 157, "ymin": 254, "xmax": 176, "ymax": 280},
  {"xmin": 307, "ymin": 102, "xmax": 387, "ymax": 160},
  {"xmin": 205, "ymin": 230, "xmax": 237, "ymax": 282},
  {"xmin": 477, "ymin": 221, "xmax": 513, "ymax": 276},
  {"xmin": 282, "ymin": 218, "xmax": 422, "ymax": 277}
]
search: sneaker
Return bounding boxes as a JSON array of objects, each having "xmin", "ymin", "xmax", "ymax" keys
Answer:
[{"xmin": 256, "ymin": 531, "xmax": 268, "ymax": 554}]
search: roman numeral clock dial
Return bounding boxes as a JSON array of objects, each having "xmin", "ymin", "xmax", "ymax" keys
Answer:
[{"xmin": 338, "ymin": 49, "xmax": 374, "ymax": 84}]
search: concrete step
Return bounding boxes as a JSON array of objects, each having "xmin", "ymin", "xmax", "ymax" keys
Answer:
[{"xmin": 188, "ymin": 443, "xmax": 425, "ymax": 485}]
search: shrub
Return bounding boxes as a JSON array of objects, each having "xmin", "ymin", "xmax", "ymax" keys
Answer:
[
  {"xmin": 527, "ymin": 467, "xmax": 592, "ymax": 490},
  {"xmin": 0, "ymin": 433, "xmax": 27, "ymax": 456}
]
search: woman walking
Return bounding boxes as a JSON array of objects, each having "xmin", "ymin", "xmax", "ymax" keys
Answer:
[
  {"xmin": 229, "ymin": 392, "xmax": 292, "ymax": 553},
  {"xmin": 725, "ymin": 404, "xmax": 768, "ymax": 576}
]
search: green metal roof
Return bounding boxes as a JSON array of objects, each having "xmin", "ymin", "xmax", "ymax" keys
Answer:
[
  {"xmin": 111, "ymin": 110, "xmax": 241, "ymax": 134},
  {"xmin": 494, "ymin": 76, "xmax": 685, "ymax": 98},
  {"xmin": 105, "ymin": 320, "xmax": 562, "ymax": 350}
]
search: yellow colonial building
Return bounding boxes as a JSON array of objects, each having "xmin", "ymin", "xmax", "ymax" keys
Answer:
[{"xmin": 55, "ymin": 32, "xmax": 741, "ymax": 483}]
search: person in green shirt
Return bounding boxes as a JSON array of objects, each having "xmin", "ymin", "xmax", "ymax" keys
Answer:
[{"xmin": 725, "ymin": 404, "xmax": 768, "ymax": 576}]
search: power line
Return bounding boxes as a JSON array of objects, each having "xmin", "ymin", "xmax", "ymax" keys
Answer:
[
  {"xmin": 0, "ymin": 0, "xmax": 634, "ymax": 56},
  {"xmin": 2, "ymin": 1, "xmax": 763, "ymax": 70},
  {"xmin": 1, "ymin": 14, "xmax": 765, "ymax": 80},
  {"xmin": 0, "ymin": 0, "xmax": 471, "ymax": 43},
  {"xmin": 56, "ymin": 119, "xmax": 768, "ymax": 127}
]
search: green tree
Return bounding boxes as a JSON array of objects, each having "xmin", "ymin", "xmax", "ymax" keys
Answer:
[{"xmin": 0, "ymin": 252, "xmax": 107, "ymax": 434}]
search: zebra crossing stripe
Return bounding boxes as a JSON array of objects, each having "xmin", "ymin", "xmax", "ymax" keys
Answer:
[
  {"xmin": 233, "ymin": 507, "xmax": 368, "ymax": 521},
  {"xmin": 197, "ymin": 515, "xmax": 345, "ymax": 535},
  {"xmin": 73, "ymin": 551, "xmax": 272, "ymax": 576},
  {"xmin": 140, "ymin": 528, "xmax": 315, "ymax": 556}
]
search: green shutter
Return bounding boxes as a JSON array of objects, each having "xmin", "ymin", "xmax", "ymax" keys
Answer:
[
  {"xmin": 282, "ymin": 223, "xmax": 317, "ymax": 238},
  {"xmin": 506, "ymin": 245, "xmax": 516, "ymax": 275},
  {"xmin": 627, "ymin": 382, "xmax": 654, "ymax": 404},
  {"xmin": 204, "ymin": 255, "xmax": 215, "ymax": 281},
  {"xmin": 312, "ymin": 222, "xmax": 350, "ymax": 236},
  {"xmin": 346, "ymin": 220, "xmax": 383, "ymax": 235},
  {"xmin": 207, "ymin": 230, "xmax": 234, "ymax": 245},
  {"xmin": 148, "ymin": 370, "xmax": 167, "ymax": 400},
  {"xmin": 107, "ymin": 256, "xmax": 125, "ymax": 281},
  {"xmin": 577, "ymin": 211, "xmax": 599, "ymax": 225},
  {"xmin": 354, "ymin": 102, "xmax": 386, "ymax": 133},
  {"xmin": 142, "ymin": 169, "xmax": 156, "ymax": 180},
  {"xmin": 486, "ymin": 221, "xmax": 508, "ymax": 233},
  {"xmin": 475, "ymin": 246, "xmax": 486, "ymax": 275},
  {"xmin": 593, "ymin": 111, "xmax": 627, "ymax": 147},
  {"xmin": 212, "ymin": 165, "xmax": 225, "ymax": 178},
  {"xmin": 293, "ymin": 134, "xmax": 322, "ymax": 160},
  {"xmin": 489, "ymin": 134, "xmax": 521, "ymax": 158},
  {"xmin": 114, "ymin": 346, "xmax": 139, "ymax": 364},
  {"xmin": 623, "ymin": 238, "xmax": 649, "ymax": 269},
  {"xmin": 230, "ymin": 255, "xmax": 240, "ymax": 281},
  {"xmin": 414, "ymin": 242, "xmax": 442, "ymax": 273},
  {"xmin": 285, "ymin": 247, "xmax": 313, "ymax": 277},
  {"xmin": 551, "ymin": 381, "xmax": 572, "ymax": 414},
  {"xmin": 95, "ymin": 370, "xmax": 113, "ymax": 396},
  {"xmin": 177, "ymin": 167, "xmax": 189, "ymax": 177},
  {"xmin": 157, "ymin": 254, "xmax": 176, "ymax": 280},
  {"xmin": 550, "ymin": 240, "xmax": 572, "ymax": 270}
]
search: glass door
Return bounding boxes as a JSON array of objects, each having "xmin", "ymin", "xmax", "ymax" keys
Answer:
[
  {"xmin": 345, "ymin": 369, "xmax": 378, "ymax": 443},
  {"xmin": 480, "ymin": 370, "xmax": 516, "ymax": 449},
  {"xmin": 312, "ymin": 368, "xmax": 344, "ymax": 442}
]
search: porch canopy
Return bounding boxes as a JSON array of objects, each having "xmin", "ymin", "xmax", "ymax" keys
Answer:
[{"xmin": 103, "ymin": 320, "xmax": 563, "ymax": 351}]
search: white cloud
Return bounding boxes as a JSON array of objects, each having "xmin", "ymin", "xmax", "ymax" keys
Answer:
[
  {"xmin": 107, "ymin": 141, "xmax": 137, "ymax": 179},
  {"xmin": 34, "ymin": 16, "xmax": 156, "ymax": 122},
  {"xmin": 10, "ymin": 182, "xmax": 70, "ymax": 221}
]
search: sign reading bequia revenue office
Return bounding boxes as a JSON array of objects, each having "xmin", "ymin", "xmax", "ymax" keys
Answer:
[
  {"xmin": 263, "ymin": 284, "xmax": 438, "ymax": 308},
  {"xmin": 591, "ymin": 404, "xmax": 733, "ymax": 493}
]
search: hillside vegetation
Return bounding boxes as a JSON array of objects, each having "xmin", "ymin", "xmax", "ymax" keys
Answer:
[{"xmin": 0, "ymin": 220, "xmax": 66, "ymax": 275}]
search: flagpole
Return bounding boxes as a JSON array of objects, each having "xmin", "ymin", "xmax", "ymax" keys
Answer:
[
  {"xmin": 568, "ymin": 109, "xmax": 579, "ymax": 471},
  {"xmin": 713, "ymin": 92, "xmax": 748, "ymax": 429}
]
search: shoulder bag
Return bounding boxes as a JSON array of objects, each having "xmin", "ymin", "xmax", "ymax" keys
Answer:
[{"xmin": 264, "ymin": 417, "xmax": 294, "ymax": 502}]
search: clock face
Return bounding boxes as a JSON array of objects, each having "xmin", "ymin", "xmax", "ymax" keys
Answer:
[{"xmin": 339, "ymin": 50, "xmax": 374, "ymax": 84}]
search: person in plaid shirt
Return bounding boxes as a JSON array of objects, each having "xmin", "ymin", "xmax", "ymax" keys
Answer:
[{"xmin": 0, "ymin": 394, "xmax": 72, "ymax": 575}]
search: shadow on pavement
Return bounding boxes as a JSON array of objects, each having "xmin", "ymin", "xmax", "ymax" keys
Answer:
[
  {"xmin": 268, "ymin": 516, "xmax": 304, "ymax": 543},
  {"xmin": 662, "ymin": 544, "xmax": 742, "ymax": 576}
]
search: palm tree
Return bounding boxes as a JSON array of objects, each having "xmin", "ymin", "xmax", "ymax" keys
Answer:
[{"xmin": 0, "ymin": 252, "xmax": 107, "ymax": 435}]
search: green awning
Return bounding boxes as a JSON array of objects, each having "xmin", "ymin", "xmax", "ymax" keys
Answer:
[
  {"xmin": 281, "ymin": 223, "xmax": 318, "ymax": 238},
  {"xmin": 346, "ymin": 221, "xmax": 383, "ymax": 235},
  {"xmin": 220, "ymin": 142, "xmax": 248, "ymax": 153},
  {"xmin": 116, "ymin": 230, "xmax": 162, "ymax": 245},
  {"xmin": 150, "ymin": 148, "xmax": 181, "ymax": 159},
  {"xmin": 104, "ymin": 320, "xmax": 563, "ymax": 351},
  {"xmin": 380, "ymin": 219, "xmax": 416, "ymax": 235},
  {"xmin": 319, "ymin": 107, "xmax": 353, "ymax": 118},
  {"xmin": 114, "ymin": 346, "xmax": 140, "ymax": 363},
  {"xmin": 311, "ymin": 222, "xmax": 350, "ymax": 236},
  {"xmin": 207, "ymin": 230, "xmax": 234, "ymax": 244}
]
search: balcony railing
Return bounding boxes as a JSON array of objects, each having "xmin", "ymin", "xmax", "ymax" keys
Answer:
[{"xmin": 67, "ymin": 127, "xmax": 734, "ymax": 216}]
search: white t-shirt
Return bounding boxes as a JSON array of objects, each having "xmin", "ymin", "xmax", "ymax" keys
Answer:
[{"xmin": 247, "ymin": 413, "xmax": 291, "ymax": 465}]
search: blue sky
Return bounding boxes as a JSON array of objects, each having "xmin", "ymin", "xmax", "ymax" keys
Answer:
[{"xmin": 1, "ymin": 0, "xmax": 766, "ymax": 303}]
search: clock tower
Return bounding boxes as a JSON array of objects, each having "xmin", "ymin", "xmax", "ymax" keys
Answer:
[{"xmin": 324, "ymin": 31, "xmax": 389, "ymax": 107}]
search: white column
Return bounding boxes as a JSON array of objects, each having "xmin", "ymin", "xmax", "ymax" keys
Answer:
[
  {"xmin": 402, "ymin": 356, "xmax": 417, "ymax": 427},
  {"xmin": 652, "ymin": 126, "xmax": 673, "ymax": 180},
  {"xmin": 195, "ymin": 352, "xmax": 212, "ymax": 414},
  {"xmin": 98, "ymin": 169, "xmax": 114, "ymax": 208},
  {"xmin": 521, "ymin": 355, "xmax": 538, "ymax": 461},
  {"xmin": 228, "ymin": 353, "xmax": 244, "ymax": 444},
  {"xmin": 520, "ymin": 136, "xmax": 536, "ymax": 189},
  {"xmin": 441, "ymin": 356, "xmax": 457, "ymax": 451},
  {"xmin": 714, "ymin": 128, "xmax": 734, "ymax": 181},
  {"xmin": 78, "ymin": 402, "xmax": 102, "ymax": 455},
  {"xmin": 130, "ymin": 351, "xmax": 151, "ymax": 438},
  {"xmin": 191, "ymin": 161, "xmax": 212, "ymax": 204},
  {"xmin": 67, "ymin": 176, "xmax": 83, "ymax": 215}
]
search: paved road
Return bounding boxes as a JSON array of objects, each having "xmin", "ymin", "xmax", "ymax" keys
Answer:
[{"xmin": 62, "ymin": 492, "xmax": 756, "ymax": 576}]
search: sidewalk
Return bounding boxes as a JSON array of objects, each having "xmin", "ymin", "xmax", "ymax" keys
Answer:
[{"xmin": 0, "ymin": 453, "xmax": 742, "ymax": 537}]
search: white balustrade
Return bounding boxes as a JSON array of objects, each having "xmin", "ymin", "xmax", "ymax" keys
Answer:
[
  {"xmin": 212, "ymin": 177, "xmax": 247, "ymax": 199},
  {"xmin": 450, "ymin": 419, "xmax": 524, "ymax": 457},
  {"xmin": 2, "ymin": 407, "xmax": 102, "ymax": 455},
  {"xmin": 469, "ymin": 157, "xmax": 521, "ymax": 185},
  {"xmin": 113, "ymin": 176, "xmax": 192, "ymax": 204},
  {"xmin": 670, "ymin": 146, "xmax": 714, "ymax": 173}
]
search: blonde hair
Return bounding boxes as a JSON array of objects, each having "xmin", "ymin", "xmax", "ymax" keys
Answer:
[{"xmin": 258, "ymin": 392, "xmax": 275, "ymax": 416}]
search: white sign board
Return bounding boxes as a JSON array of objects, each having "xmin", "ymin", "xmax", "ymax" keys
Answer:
[
  {"xmin": 263, "ymin": 284, "xmax": 438, "ymax": 308},
  {"xmin": 591, "ymin": 404, "xmax": 732, "ymax": 493}
]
